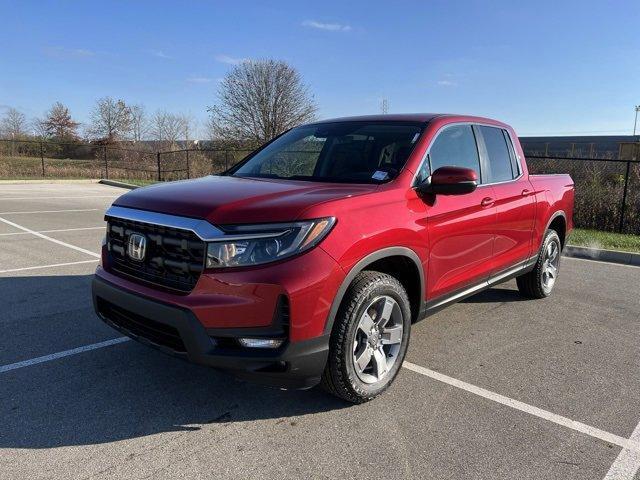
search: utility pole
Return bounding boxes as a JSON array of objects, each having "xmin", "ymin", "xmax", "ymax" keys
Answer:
[{"xmin": 633, "ymin": 105, "xmax": 640, "ymax": 138}]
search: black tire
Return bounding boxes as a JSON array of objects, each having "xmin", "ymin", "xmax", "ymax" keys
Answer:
[
  {"xmin": 320, "ymin": 271, "xmax": 411, "ymax": 403},
  {"xmin": 516, "ymin": 229, "xmax": 562, "ymax": 299}
]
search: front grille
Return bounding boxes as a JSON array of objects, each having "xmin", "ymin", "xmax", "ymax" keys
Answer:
[
  {"xmin": 106, "ymin": 216, "xmax": 206, "ymax": 293},
  {"xmin": 97, "ymin": 298, "xmax": 187, "ymax": 353}
]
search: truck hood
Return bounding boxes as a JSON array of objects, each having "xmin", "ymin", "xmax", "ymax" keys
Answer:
[{"xmin": 113, "ymin": 175, "xmax": 378, "ymax": 224}]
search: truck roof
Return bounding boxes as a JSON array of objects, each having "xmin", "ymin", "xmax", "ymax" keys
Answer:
[{"xmin": 309, "ymin": 113, "xmax": 509, "ymax": 127}]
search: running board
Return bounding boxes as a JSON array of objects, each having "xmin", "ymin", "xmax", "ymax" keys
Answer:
[{"xmin": 423, "ymin": 258, "xmax": 536, "ymax": 317}]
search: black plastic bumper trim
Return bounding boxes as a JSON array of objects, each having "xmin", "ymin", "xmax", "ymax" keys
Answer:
[{"xmin": 92, "ymin": 275, "xmax": 329, "ymax": 389}]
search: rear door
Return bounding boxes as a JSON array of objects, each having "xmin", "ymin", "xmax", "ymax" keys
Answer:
[
  {"xmin": 476, "ymin": 126, "xmax": 535, "ymax": 277},
  {"xmin": 419, "ymin": 124, "xmax": 497, "ymax": 301}
]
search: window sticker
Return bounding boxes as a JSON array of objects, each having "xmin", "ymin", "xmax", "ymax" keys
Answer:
[{"xmin": 372, "ymin": 170, "xmax": 390, "ymax": 181}]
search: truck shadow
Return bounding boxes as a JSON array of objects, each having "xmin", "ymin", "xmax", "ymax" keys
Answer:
[
  {"xmin": 460, "ymin": 286, "xmax": 529, "ymax": 304},
  {"xmin": 0, "ymin": 274, "xmax": 348, "ymax": 449},
  {"xmin": 0, "ymin": 274, "xmax": 529, "ymax": 449}
]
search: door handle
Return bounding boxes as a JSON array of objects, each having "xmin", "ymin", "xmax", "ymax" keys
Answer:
[
  {"xmin": 521, "ymin": 189, "xmax": 532, "ymax": 196},
  {"xmin": 481, "ymin": 197, "xmax": 494, "ymax": 207}
]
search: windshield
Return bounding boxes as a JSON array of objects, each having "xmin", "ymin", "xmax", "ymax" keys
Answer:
[{"xmin": 229, "ymin": 121, "xmax": 425, "ymax": 184}]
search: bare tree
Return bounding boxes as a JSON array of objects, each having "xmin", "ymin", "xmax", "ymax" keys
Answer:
[
  {"xmin": 180, "ymin": 113, "xmax": 197, "ymax": 147},
  {"xmin": 31, "ymin": 117, "xmax": 48, "ymax": 139},
  {"xmin": 87, "ymin": 97, "xmax": 132, "ymax": 142},
  {"xmin": 0, "ymin": 107, "xmax": 28, "ymax": 139},
  {"xmin": 129, "ymin": 104, "xmax": 149, "ymax": 142},
  {"xmin": 203, "ymin": 115, "xmax": 217, "ymax": 141},
  {"xmin": 151, "ymin": 110, "xmax": 187, "ymax": 149},
  {"xmin": 38, "ymin": 102, "xmax": 80, "ymax": 140},
  {"xmin": 208, "ymin": 59, "xmax": 317, "ymax": 143}
]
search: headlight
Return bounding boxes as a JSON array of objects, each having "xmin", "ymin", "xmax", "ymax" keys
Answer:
[{"xmin": 205, "ymin": 217, "xmax": 335, "ymax": 269}]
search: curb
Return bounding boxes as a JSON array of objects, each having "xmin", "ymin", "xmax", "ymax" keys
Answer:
[
  {"xmin": 564, "ymin": 245, "xmax": 640, "ymax": 267},
  {"xmin": 0, "ymin": 179, "xmax": 99, "ymax": 185},
  {"xmin": 99, "ymin": 179, "xmax": 139, "ymax": 190}
]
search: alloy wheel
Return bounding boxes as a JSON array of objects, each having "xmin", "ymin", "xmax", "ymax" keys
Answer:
[
  {"xmin": 542, "ymin": 240, "xmax": 560, "ymax": 293},
  {"xmin": 352, "ymin": 295, "xmax": 403, "ymax": 384}
]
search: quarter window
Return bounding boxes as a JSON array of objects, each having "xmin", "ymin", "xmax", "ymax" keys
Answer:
[
  {"xmin": 419, "ymin": 125, "xmax": 480, "ymax": 184},
  {"xmin": 479, "ymin": 126, "xmax": 515, "ymax": 183},
  {"xmin": 503, "ymin": 130, "xmax": 521, "ymax": 176}
]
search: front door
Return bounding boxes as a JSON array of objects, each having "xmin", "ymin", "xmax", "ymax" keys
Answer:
[
  {"xmin": 414, "ymin": 124, "xmax": 497, "ymax": 301},
  {"xmin": 426, "ymin": 187, "xmax": 497, "ymax": 300}
]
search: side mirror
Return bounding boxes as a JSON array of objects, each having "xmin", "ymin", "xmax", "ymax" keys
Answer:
[{"xmin": 415, "ymin": 166, "xmax": 478, "ymax": 196}]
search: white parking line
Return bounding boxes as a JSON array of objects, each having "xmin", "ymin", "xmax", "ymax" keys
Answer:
[
  {"xmin": 0, "ymin": 226, "xmax": 105, "ymax": 237},
  {"xmin": 603, "ymin": 421, "xmax": 640, "ymax": 480},
  {"xmin": 0, "ymin": 337, "xmax": 130, "ymax": 373},
  {"xmin": 0, "ymin": 208, "xmax": 99, "ymax": 215},
  {"xmin": 1, "ymin": 331, "xmax": 637, "ymax": 462},
  {"xmin": 0, "ymin": 259, "xmax": 99, "ymax": 274},
  {"xmin": 0, "ymin": 216, "xmax": 100, "ymax": 258},
  {"xmin": 403, "ymin": 361, "xmax": 640, "ymax": 453},
  {"xmin": 0, "ymin": 195, "xmax": 118, "ymax": 200}
]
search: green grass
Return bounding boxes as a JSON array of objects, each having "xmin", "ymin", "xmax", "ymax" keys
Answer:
[{"xmin": 568, "ymin": 228, "xmax": 640, "ymax": 253}]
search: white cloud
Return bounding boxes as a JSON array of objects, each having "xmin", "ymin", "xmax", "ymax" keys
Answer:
[
  {"xmin": 214, "ymin": 54, "xmax": 247, "ymax": 65},
  {"xmin": 44, "ymin": 46, "xmax": 95, "ymax": 59},
  {"xmin": 437, "ymin": 79, "xmax": 457, "ymax": 87},
  {"xmin": 150, "ymin": 50, "xmax": 171, "ymax": 59},
  {"xmin": 186, "ymin": 76, "xmax": 215, "ymax": 84},
  {"xmin": 301, "ymin": 20, "xmax": 352, "ymax": 32}
]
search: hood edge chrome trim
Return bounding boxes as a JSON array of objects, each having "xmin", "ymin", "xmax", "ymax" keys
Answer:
[{"xmin": 105, "ymin": 206, "xmax": 225, "ymax": 241}]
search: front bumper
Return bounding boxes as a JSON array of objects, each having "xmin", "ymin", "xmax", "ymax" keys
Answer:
[{"xmin": 92, "ymin": 275, "xmax": 329, "ymax": 389}]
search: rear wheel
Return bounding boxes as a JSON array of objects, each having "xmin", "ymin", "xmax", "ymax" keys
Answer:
[
  {"xmin": 321, "ymin": 271, "xmax": 411, "ymax": 403},
  {"xmin": 517, "ymin": 229, "xmax": 561, "ymax": 299}
]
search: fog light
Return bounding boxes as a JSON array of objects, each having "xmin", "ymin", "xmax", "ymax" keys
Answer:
[{"xmin": 238, "ymin": 338, "xmax": 284, "ymax": 349}]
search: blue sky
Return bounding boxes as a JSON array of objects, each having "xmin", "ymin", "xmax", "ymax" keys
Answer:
[{"xmin": 1, "ymin": 0, "xmax": 638, "ymax": 137}]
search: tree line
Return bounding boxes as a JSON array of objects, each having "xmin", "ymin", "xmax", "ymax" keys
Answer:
[
  {"xmin": 0, "ymin": 59, "xmax": 318, "ymax": 150},
  {"xmin": 0, "ymin": 98, "xmax": 197, "ymax": 150}
]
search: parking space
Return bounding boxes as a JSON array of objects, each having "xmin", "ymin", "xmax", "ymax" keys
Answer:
[
  {"xmin": 407, "ymin": 259, "xmax": 640, "ymax": 438},
  {"xmin": 0, "ymin": 182, "xmax": 639, "ymax": 480}
]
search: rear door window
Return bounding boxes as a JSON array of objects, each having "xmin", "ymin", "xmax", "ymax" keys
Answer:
[{"xmin": 479, "ymin": 126, "xmax": 515, "ymax": 183}]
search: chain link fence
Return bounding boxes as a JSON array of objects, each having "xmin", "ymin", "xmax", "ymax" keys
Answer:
[
  {"xmin": 523, "ymin": 141, "xmax": 640, "ymax": 234},
  {"xmin": 0, "ymin": 139, "xmax": 157, "ymax": 180},
  {"xmin": 0, "ymin": 139, "xmax": 253, "ymax": 183},
  {"xmin": 526, "ymin": 156, "xmax": 639, "ymax": 234},
  {"xmin": 2, "ymin": 138, "xmax": 640, "ymax": 234},
  {"xmin": 153, "ymin": 148, "xmax": 255, "ymax": 181}
]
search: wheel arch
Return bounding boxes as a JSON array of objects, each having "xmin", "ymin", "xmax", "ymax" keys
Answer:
[
  {"xmin": 323, "ymin": 247, "xmax": 425, "ymax": 335},
  {"xmin": 545, "ymin": 210, "xmax": 567, "ymax": 248}
]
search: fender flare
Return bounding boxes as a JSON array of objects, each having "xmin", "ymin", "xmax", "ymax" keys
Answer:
[
  {"xmin": 323, "ymin": 247, "xmax": 425, "ymax": 335},
  {"xmin": 529, "ymin": 210, "xmax": 566, "ymax": 262},
  {"xmin": 545, "ymin": 210, "xmax": 566, "ymax": 232},
  {"xmin": 545, "ymin": 210, "xmax": 567, "ymax": 246}
]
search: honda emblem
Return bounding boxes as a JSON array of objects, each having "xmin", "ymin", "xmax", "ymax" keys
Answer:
[{"xmin": 127, "ymin": 233, "xmax": 147, "ymax": 261}]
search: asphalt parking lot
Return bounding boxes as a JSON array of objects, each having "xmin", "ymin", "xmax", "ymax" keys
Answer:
[{"xmin": 0, "ymin": 182, "xmax": 639, "ymax": 480}]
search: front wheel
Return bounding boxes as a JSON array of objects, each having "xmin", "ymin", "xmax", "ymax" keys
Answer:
[
  {"xmin": 321, "ymin": 271, "xmax": 411, "ymax": 403},
  {"xmin": 517, "ymin": 229, "xmax": 562, "ymax": 299}
]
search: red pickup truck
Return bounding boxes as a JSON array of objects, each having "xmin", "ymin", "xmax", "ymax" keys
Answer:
[{"xmin": 93, "ymin": 114, "xmax": 574, "ymax": 403}]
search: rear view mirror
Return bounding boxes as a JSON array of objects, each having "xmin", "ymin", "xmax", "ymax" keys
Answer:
[{"xmin": 415, "ymin": 166, "xmax": 478, "ymax": 196}]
